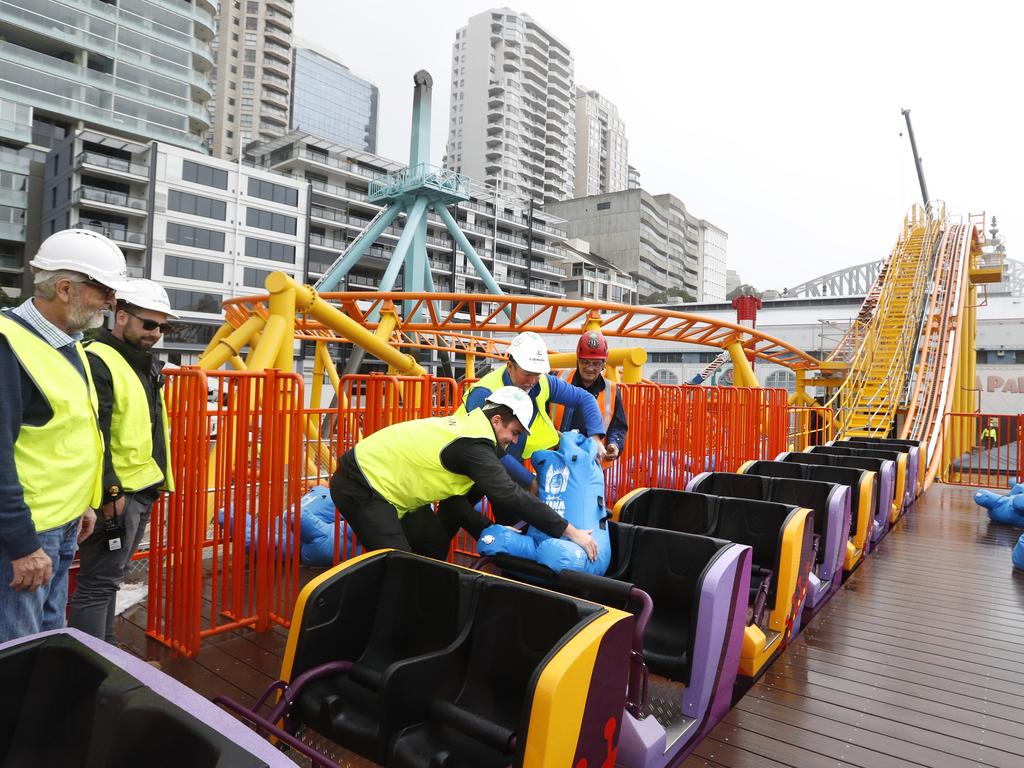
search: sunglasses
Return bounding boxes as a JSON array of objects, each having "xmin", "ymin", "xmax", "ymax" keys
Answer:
[
  {"xmin": 70, "ymin": 277, "xmax": 116, "ymax": 299},
  {"xmin": 124, "ymin": 309, "xmax": 174, "ymax": 334}
]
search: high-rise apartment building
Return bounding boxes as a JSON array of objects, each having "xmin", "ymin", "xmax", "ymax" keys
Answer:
[
  {"xmin": 0, "ymin": 0, "xmax": 216, "ymax": 295},
  {"xmin": 209, "ymin": 0, "xmax": 294, "ymax": 159},
  {"xmin": 547, "ymin": 189, "xmax": 727, "ymax": 303},
  {"xmin": 444, "ymin": 9, "xmax": 576, "ymax": 204},
  {"xmin": 574, "ymin": 87, "xmax": 628, "ymax": 197},
  {"xmin": 291, "ymin": 47, "xmax": 379, "ymax": 153},
  {"xmin": 42, "ymin": 129, "xmax": 307, "ymax": 355}
]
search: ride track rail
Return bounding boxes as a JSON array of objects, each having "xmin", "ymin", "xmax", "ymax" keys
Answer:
[{"xmin": 223, "ymin": 291, "xmax": 822, "ymax": 371}]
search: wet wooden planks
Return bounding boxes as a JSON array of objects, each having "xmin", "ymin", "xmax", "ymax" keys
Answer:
[{"xmin": 683, "ymin": 483, "xmax": 1024, "ymax": 768}]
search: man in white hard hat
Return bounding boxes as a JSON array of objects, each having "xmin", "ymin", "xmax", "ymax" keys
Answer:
[
  {"xmin": 0, "ymin": 229, "xmax": 131, "ymax": 643},
  {"xmin": 69, "ymin": 279, "xmax": 176, "ymax": 643},
  {"xmin": 448, "ymin": 332, "xmax": 607, "ymax": 537},
  {"xmin": 330, "ymin": 386, "xmax": 598, "ymax": 561}
]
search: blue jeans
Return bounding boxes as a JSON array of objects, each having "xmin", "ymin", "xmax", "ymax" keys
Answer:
[{"xmin": 0, "ymin": 517, "xmax": 81, "ymax": 644}]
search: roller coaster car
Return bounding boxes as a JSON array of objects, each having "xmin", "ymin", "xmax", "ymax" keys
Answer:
[
  {"xmin": 613, "ymin": 489, "xmax": 813, "ymax": 678},
  {"xmin": 687, "ymin": 471, "xmax": 850, "ymax": 627},
  {"xmin": 227, "ymin": 550, "xmax": 635, "ymax": 768},
  {"xmin": 832, "ymin": 438, "xmax": 923, "ymax": 501},
  {"xmin": 810, "ymin": 445, "xmax": 908, "ymax": 522},
  {"xmin": 740, "ymin": 460, "xmax": 875, "ymax": 573},
  {"xmin": 479, "ymin": 521, "xmax": 752, "ymax": 766},
  {"xmin": 0, "ymin": 628, "xmax": 292, "ymax": 767},
  {"xmin": 778, "ymin": 451, "xmax": 894, "ymax": 546}
]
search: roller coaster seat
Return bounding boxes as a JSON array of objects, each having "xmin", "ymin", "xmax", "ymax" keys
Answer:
[
  {"xmin": 288, "ymin": 552, "xmax": 471, "ymax": 762},
  {"xmin": 835, "ymin": 437, "xmax": 924, "ymax": 497},
  {"xmin": 833, "ymin": 439, "xmax": 919, "ymax": 505},
  {"xmin": 615, "ymin": 489, "xmax": 812, "ymax": 637},
  {"xmin": 0, "ymin": 629, "xmax": 290, "ymax": 768},
  {"xmin": 280, "ymin": 551, "xmax": 633, "ymax": 768},
  {"xmin": 810, "ymin": 445, "xmax": 906, "ymax": 521},
  {"xmin": 779, "ymin": 451, "xmax": 892, "ymax": 543},
  {"xmin": 689, "ymin": 471, "xmax": 849, "ymax": 582}
]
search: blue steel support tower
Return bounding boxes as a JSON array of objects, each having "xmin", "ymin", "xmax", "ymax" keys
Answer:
[{"xmin": 314, "ymin": 71, "xmax": 504, "ymax": 322}]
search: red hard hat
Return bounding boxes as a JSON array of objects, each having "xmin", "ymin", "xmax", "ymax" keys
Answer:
[{"xmin": 577, "ymin": 330, "xmax": 608, "ymax": 359}]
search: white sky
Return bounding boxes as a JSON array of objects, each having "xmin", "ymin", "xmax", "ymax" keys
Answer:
[{"xmin": 295, "ymin": 0, "xmax": 1020, "ymax": 292}]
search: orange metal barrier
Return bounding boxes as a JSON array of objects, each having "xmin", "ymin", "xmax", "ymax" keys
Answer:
[
  {"xmin": 786, "ymin": 405, "xmax": 835, "ymax": 452},
  {"xmin": 942, "ymin": 412, "xmax": 1023, "ymax": 488},
  {"xmin": 149, "ymin": 368, "xmax": 304, "ymax": 657}
]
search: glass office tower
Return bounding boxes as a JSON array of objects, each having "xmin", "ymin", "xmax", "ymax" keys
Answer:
[{"xmin": 290, "ymin": 48, "xmax": 379, "ymax": 153}]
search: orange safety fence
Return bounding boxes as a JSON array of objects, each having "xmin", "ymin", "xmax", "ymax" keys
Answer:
[
  {"xmin": 149, "ymin": 372, "xmax": 792, "ymax": 653},
  {"xmin": 149, "ymin": 367, "xmax": 304, "ymax": 657},
  {"xmin": 941, "ymin": 412, "xmax": 1023, "ymax": 488},
  {"xmin": 786, "ymin": 405, "xmax": 835, "ymax": 452}
]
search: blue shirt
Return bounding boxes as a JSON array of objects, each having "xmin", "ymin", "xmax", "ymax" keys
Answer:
[{"xmin": 464, "ymin": 368, "xmax": 605, "ymax": 486}]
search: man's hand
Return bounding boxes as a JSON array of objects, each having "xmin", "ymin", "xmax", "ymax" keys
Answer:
[
  {"xmin": 605, "ymin": 442, "xmax": 620, "ymax": 461},
  {"xmin": 564, "ymin": 524, "xmax": 598, "ymax": 562},
  {"xmin": 101, "ymin": 495, "xmax": 126, "ymax": 520},
  {"xmin": 10, "ymin": 548, "xmax": 52, "ymax": 592},
  {"xmin": 591, "ymin": 434, "xmax": 608, "ymax": 463},
  {"xmin": 528, "ymin": 477, "xmax": 540, "ymax": 496},
  {"xmin": 79, "ymin": 508, "xmax": 97, "ymax": 543}
]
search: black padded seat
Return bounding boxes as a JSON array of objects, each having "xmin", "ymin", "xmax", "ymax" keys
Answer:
[
  {"xmin": 619, "ymin": 490, "xmax": 796, "ymax": 608},
  {"xmin": 617, "ymin": 489, "xmax": 716, "ymax": 534},
  {"xmin": 293, "ymin": 553, "xmax": 472, "ymax": 763},
  {"xmin": 689, "ymin": 472, "xmax": 769, "ymax": 499},
  {"xmin": 767, "ymin": 478, "xmax": 838, "ymax": 565},
  {"xmin": 782, "ymin": 453, "xmax": 883, "ymax": 535},
  {"xmin": 742, "ymin": 460, "xmax": 804, "ymax": 479},
  {"xmin": 389, "ymin": 580, "xmax": 599, "ymax": 768},
  {"xmin": 620, "ymin": 524, "xmax": 731, "ymax": 683}
]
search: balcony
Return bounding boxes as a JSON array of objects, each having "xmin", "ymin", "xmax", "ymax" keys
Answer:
[
  {"xmin": 73, "ymin": 222, "xmax": 146, "ymax": 249},
  {"xmin": 75, "ymin": 186, "xmax": 147, "ymax": 213},
  {"xmin": 264, "ymin": 22, "xmax": 290, "ymax": 46},
  {"xmin": 309, "ymin": 232, "xmax": 346, "ymax": 251},
  {"xmin": 266, "ymin": 0, "xmax": 294, "ymax": 17},
  {"xmin": 0, "ymin": 221, "xmax": 26, "ymax": 243},
  {"xmin": 261, "ymin": 89, "xmax": 289, "ymax": 108},
  {"xmin": 77, "ymin": 151, "xmax": 148, "ymax": 178}
]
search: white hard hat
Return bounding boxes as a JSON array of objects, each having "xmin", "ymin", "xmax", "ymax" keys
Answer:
[
  {"xmin": 507, "ymin": 331, "xmax": 550, "ymax": 374},
  {"xmin": 117, "ymin": 278, "xmax": 179, "ymax": 318},
  {"xmin": 29, "ymin": 229, "xmax": 131, "ymax": 291},
  {"xmin": 485, "ymin": 386, "xmax": 534, "ymax": 434}
]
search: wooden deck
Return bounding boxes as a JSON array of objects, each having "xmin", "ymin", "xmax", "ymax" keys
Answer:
[
  {"xmin": 117, "ymin": 483, "xmax": 1024, "ymax": 768},
  {"xmin": 683, "ymin": 483, "xmax": 1024, "ymax": 768}
]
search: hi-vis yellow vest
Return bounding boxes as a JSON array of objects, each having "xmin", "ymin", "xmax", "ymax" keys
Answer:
[
  {"xmin": 0, "ymin": 315, "xmax": 103, "ymax": 531},
  {"xmin": 456, "ymin": 366, "xmax": 559, "ymax": 458},
  {"xmin": 355, "ymin": 409, "xmax": 497, "ymax": 516},
  {"xmin": 86, "ymin": 342, "xmax": 174, "ymax": 493}
]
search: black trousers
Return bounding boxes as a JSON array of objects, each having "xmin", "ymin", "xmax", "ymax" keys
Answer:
[
  {"xmin": 435, "ymin": 486, "xmax": 523, "ymax": 540},
  {"xmin": 329, "ymin": 455, "xmax": 455, "ymax": 561}
]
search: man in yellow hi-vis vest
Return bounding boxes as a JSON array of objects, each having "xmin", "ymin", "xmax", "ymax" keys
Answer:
[
  {"xmin": 0, "ymin": 229, "xmax": 130, "ymax": 643},
  {"xmin": 330, "ymin": 387, "xmax": 598, "ymax": 561},
  {"xmin": 69, "ymin": 279, "xmax": 176, "ymax": 643}
]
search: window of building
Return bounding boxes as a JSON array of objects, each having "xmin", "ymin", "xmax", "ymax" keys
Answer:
[
  {"xmin": 166, "ymin": 222, "xmax": 226, "ymax": 251},
  {"xmin": 165, "ymin": 288, "xmax": 223, "ymax": 314},
  {"xmin": 246, "ymin": 207, "xmax": 296, "ymax": 235},
  {"xmin": 247, "ymin": 177, "xmax": 298, "ymax": 206},
  {"xmin": 244, "ymin": 236, "xmax": 296, "ymax": 263},
  {"xmin": 243, "ymin": 65, "xmax": 255, "ymax": 78},
  {"xmin": 245, "ymin": 33, "xmax": 257, "ymax": 46},
  {"xmin": 243, "ymin": 266, "xmax": 292, "ymax": 288},
  {"xmin": 246, "ymin": 17, "xmax": 257, "ymax": 29},
  {"xmin": 596, "ymin": 201, "xmax": 611, "ymax": 211},
  {"xmin": 765, "ymin": 369, "xmax": 796, "ymax": 393},
  {"xmin": 246, "ymin": 1, "xmax": 258, "ymax": 11},
  {"xmin": 164, "ymin": 254, "xmax": 225, "ymax": 283},
  {"xmin": 244, "ymin": 49, "xmax": 256, "ymax": 62},
  {"xmin": 168, "ymin": 189, "xmax": 227, "ymax": 220}
]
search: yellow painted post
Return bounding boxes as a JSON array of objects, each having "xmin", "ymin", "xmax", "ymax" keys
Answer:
[
  {"xmin": 267, "ymin": 277, "xmax": 296, "ymax": 372},
  {"xmin": 620, "ymin": 347, "xmax": 647, "ymax": 384},
  {"xmin": 584, "ymin": 311, "xmax": 602, "ymax": 332},
  {"xmin": 201, "ymin": 321, "xmax": 236, "ymax": 359},
  {"xmin": 276, "ymin": 273, "xmax": 427, "ymax": 377},
  {"xmin": 198, "ymin": 314, "xmax": 265, "ymax": 370},
  {"xmin": 227, "ymin": 355, "xmax": 247, "ymax": 371},
  {"xmin": 725, "ymin": 338, "xmax": 759, "ymax": 388},
  {"xmin": 465, "ymin": 352, "xmax": 476, "ymax": 380}
]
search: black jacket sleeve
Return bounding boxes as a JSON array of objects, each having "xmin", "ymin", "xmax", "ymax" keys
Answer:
[
  {"xmin": 86, "ymin": 352, "xmax": 121, "ymax": 504},
  {"xmin": 440, "ymin": 438, "xmax": 569, "ymax": 538}
]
